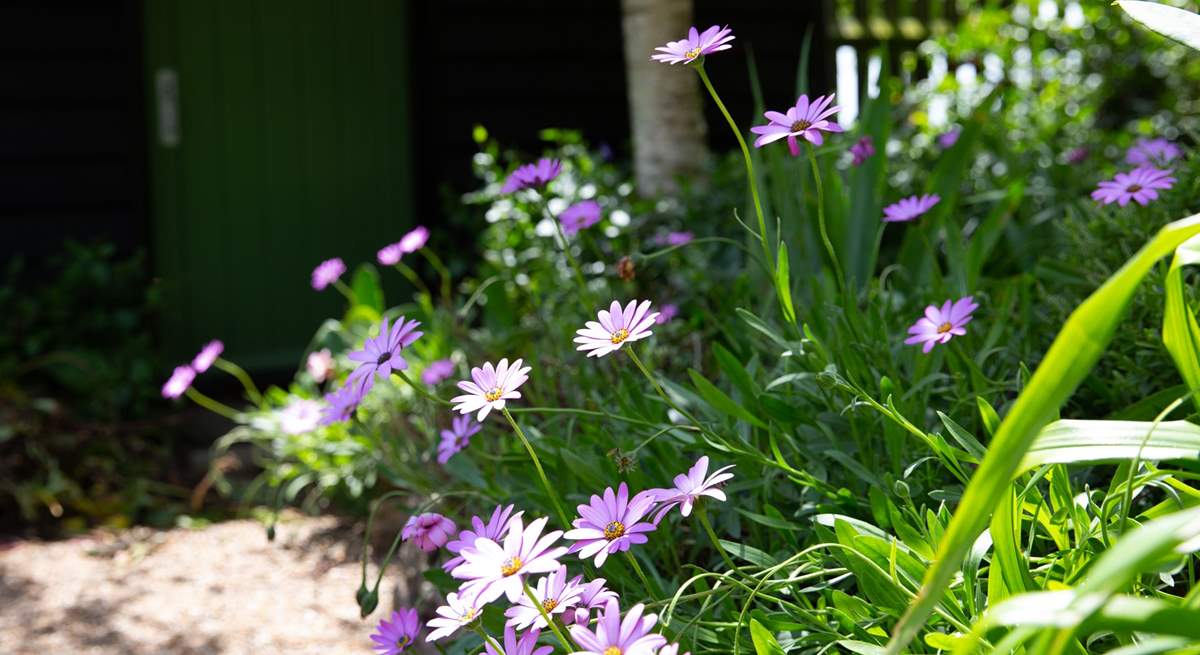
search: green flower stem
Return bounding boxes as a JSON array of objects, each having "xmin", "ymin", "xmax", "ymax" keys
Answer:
[
  {"xmin": 509, "ymin": 406, "xmax": 696, "ymax": 431},
  {"xmin": 806, "ymin": 144, "xmax": 845, "ymax": 292},
  {"xmin": 472, "ymin": 623, "xmax": 506, "ymax": 655},
  {"xmin": 696, "ymin": 503, "xmax": 741, "ymax": 576},
  {"xmin": 392, "ymin": 261, "xmax": 434, "ymax": 301},
  {"xmin": 184, "ymin": 387, "xmax": 239, "ymax": 419},
  {"xmin": 332, "ymin": 279, "xmax": 357, "ymax": 304},
  {"xmin": 542, "ymin": 202, "xmax": 595, "ymax": 310},
  {"xmin": 392, "ymin": 369, "xmax": 451, "ymax": 406},
  {"xmin": 623, "ymin": 550, "xmax": 660, "ymax": 599},
  {"xmin": 625, "ymin": 346, "xmax": 703, "ymax": 429},
  {"xmin": 501, "ymin": 407, "xmax": 571, "ymax": 529},
  {"xmin": 417, "ymin": 247, "xmax": 453, "ymax": 306},
  {"xmin": 524, "ymin": 581, "xmax": 575, "ymax": 651},
  {"xmin": 694, "ymin": 63, "xmax": 772, "ymax": 271},
  {"xmin": 213, "ymin": 358, "xmax": 262, "ymax": 404},
  {"xmin": 360, "ymin": 490, "xmax": 411, "ymax": 585}
]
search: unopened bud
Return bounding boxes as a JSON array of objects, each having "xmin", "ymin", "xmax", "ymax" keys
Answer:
[
  {"xmin": 358, "ymin": 587, "xmax": 379, "ymax": 617},
  {"xmin": 617, "ymin": 256, "xmax": 635, "ymax": 282}
]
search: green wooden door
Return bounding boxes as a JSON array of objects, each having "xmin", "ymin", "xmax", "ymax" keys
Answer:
[{"xmin": 143, "ymin": 0, "xmax": 412, "ymax": 370}]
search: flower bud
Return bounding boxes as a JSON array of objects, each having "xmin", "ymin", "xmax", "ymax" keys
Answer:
[
  {"xmin": 358, "ymin": 587, "xmax": 379, "ymax": 618},
  {"xmin": 617, "ymin": 256, "xmax": 635, "ymax": 282}
]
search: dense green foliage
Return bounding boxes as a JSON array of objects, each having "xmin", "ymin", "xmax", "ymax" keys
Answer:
[{"xmin": 178, "ymin": 1, "xmax": 1200, "ymax": 653}]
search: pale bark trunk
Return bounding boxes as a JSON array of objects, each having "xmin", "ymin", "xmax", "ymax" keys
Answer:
[{"xmin": 621, "ymin": 0, "xmax": 708, "ymax": 196}]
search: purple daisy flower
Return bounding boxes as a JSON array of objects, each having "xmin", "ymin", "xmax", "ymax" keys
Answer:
[
  {"xmin": 560, "ymin": 200, "xmax": 602, "ymax": 236},
  {"xmin": 650, "ymin": 456, "xmax": 735, "ymax": 521},
  {"xmin": 567, "ymin": 598, "xmax": 667, "ymax": 655},
  {"xmin": 564, "ymin": 482, "xmax": 658, "ymax": 567},
  {"xmin": 311, "ymin": 257, "xmax": 346, "ymax": 291},
  {"xmin": 505, "ymin": 564, "xmax": 584, "ymax": 630},
  {"xmin": 484, "ymin": 625, "xmax": 553, "ymax": 655},
  {"xmin": 1066, "ymin": 146, "xmax": 1090, "ymax": 165},
  {"xmin": 422, "ymin": 358, "xmax": 456, "ymax": 385},
  {"xmin": 850, "ymin": 136, "xmax": 876, "ymax": 166},
  {"xmin": 574, "ymin": 299, "xmax": 660, "ymax": 358},
  {"xmin": 905, "ymin": 296, "xmax": 979, "ymax": 354},
  {"xmin": 191, "ymin": 340, "xmax": 223, "ymax": 373},
  {"xmin": 1091, "ymin": 166, "xmax": 1176, "ymax": 207},
  {"xmin": 938, "ymin": 127, "xmax": 961, "ymax": 149},
  {"xmin": 1126, "ymin": 137, "xmax": 1182, "ymax": 166},
  {"xmin": 320, "ymin": 383, "xmax": 363, "ymax": 425},
  {"xmin": 399, "ymin": 226, "xmax": 429, "ymax": 253},
  {"xmin": 370, "ymin": 608, "xmax": 420, "ymax": 655},
  {"xmin": 444, "ymin": 504, "xmax": 523, "ymax": 573},
  {"xmin": 651, "ymin": 25, "xmax": 735, "ymax": 65},
  {"xmin": 346, "ymin": 316, "xmax": 423, "ymax": 396},
  {"xmin": 438, "ymin": 414, "xmax": 481, "ymax": 465},
  {"xmin": 161, "ymin": 365, "xmax": 195, "ymax": 399},
  {"xmin": 655, "ymin": 303, "xmax": 679, "ymax": 325},
  {"xmin": 501, "ymin": 158, "xmax": 562, "ymax": 194},
  {"xmin": 277, "ymin": 398, "xmax": 324, "ymax": 435},
  {"xmin": 402, "ymin": 512, "xmax": 457, "ymax": 552},
  {"xmin": 377, "ymin": 242, "xmax": 403, "ymax": 266},
  {"xmin": 665, "ymin": 231, "xmax": 694, "ymax": 246},
  {"xmin": 562, "ymin": 575, "xmax": 619, "ymax": 626},
  {"xmin": 450, "ymin": 515, "xmax": 567, "ymax": 605},
  {"xmin": 751, "ymin": 93, "xmax": 843, "ymax": 155},
  {"xmin": 883, "ymin": 194, "xmax": 940, "ymax": 223}
]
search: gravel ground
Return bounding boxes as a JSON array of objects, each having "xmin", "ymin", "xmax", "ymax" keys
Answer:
[{"xmin": 0, "ymin": 515, "xmax": 420, "ymax": 655}]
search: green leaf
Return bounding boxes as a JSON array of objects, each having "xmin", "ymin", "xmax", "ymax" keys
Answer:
[
  {"xmin": 749, "ymin": 618, "xmax": 786, "ymax": 655},
  {"xmin": 1162, "ymin": 233, "xmax": 1200, "ymax": 411},
  {"xmin": 887, "ymin": 212, "xmax": 1200, "ymax": 654},
  {"xmin": 1117, "ymin": 1, "xmax": 1200, "ymax": 51},
  {"xmin": 688, "ymin": 369, "xmax": 768, "ymax": 429},
  {"xmin": 1020, "ymin": 419, "xmax": 1200, "ymax": 471},
  {"xmin": 350, "ymin": 263, "xmax": 385, "ymax": 313},
  {"xmin": 776, "ymin": 242, "xmax": 796, "ymax": 325}
]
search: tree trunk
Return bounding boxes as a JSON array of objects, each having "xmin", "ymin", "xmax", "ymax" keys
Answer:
[{"xmin": 621, "ymin": 0, "xmax": 708, "ymax": 196}]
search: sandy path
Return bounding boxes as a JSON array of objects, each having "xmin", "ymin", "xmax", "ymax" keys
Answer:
[{"xmin": 0, "ymin": 515, "xmax": 403, "ymax": 655}]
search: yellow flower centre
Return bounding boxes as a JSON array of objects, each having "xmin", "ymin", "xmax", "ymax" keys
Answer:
[
  {"xmin": 604, "ymin": 521, "xmax": 626, "ymax": 540},
  {"xmin": 395, "ymin": 635, "xmax": 411, "ymax": 648},
  {"xmin": 791, "ymin": 119, "xmax": 812, "ymax": 132},
  {"xmin": 610, "ymin": 328, "xmax": 630, "ymax": 345},
  {"xmin": 604, "ymin": 647, "xmax": 623, "ymax": 655},
  {"xmin": 500, "ymin": 556, "xmax": 522, "ymax": 576},
  {"xmin": 484, "ymin": 387, "xmax": 503, "ymax": 402},
  {"xmin": 684, "ymin": 47, "xmax": 701, "ymax": 60},
  {"xmin": 937, "ymin": 322, "xmax": 954, "ymax": 334},
  {"xmin": 461, "ymin": 608, "xmax": 477, "ymax": 623},
  {"xmin": 542, "ymin": 598, "xmax": 559, "ymax": 612}
]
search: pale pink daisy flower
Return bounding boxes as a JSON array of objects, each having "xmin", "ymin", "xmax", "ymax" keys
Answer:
[
  {"xmin": 650, "ymin": 456, "xmax": 735, "ymax": 521},
  {"xmin": 311, "ymin": 257, "xmax": 346, "ymax": 290},
  {"xmin": 443, "ymin": 504, "xmax": 523, "ymax": 573},
  {"xmin": 751, "ymin": 93, "xmax": 843, "ymax": 155},
  {"xmin": 402, "ymin": 512, "xmax": 456, "ymax": 552},
  {"xmin": 191, "ymin": 340, "xmax": 223, "ymax": 373},
  {"xmin": 651, "ymin": 25, "xmax": 735, "ymax": 65},
  {"xmin": 504, "ymin": 565, "xmax": 584, "ymax": 630},
  {"xmin": 574, "ymin": 299, "xmax": 660, "ymax": 358},
  {"xmin": 659, "ymin": 645, "xmax": 691, "ymax": 655},
  {"xmin": 1091, "ymin": 166, "xmax": 1176, "ymax": 207},
  {"xmin": 377, "ymin": 242, "xmax": 403, "ymax": 265},
  {"xmin": 451, "ymin": 358, "xmax": 531, "ymax": 421},
  {"xmin": 450, "ymin": 516, "xmax": 567, "ymax": 605},
  {"xmin": 399, "ymin": 226, "xmax": 430, "ymax": 253},
  {"xmin": 306, "ymin": 348, "xmax": 334, "ymax": 382},
  {"xmin": 425, "ymin": 592, "xmax": 483, "ymax": 642},
  {"xmin": 905, "ymin": 296, "xmax": 979, "ymax": 354},
  {"xmin": 161, "ymin": 365, "xmax": 195, "ymax": 399},
  {"xmin": 883, "ymin": 194, "xmax": 940, "ymax": 223},
  {"xmin": 567, "ymin": 598, "xmax": 667, "ymax": 655}
]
